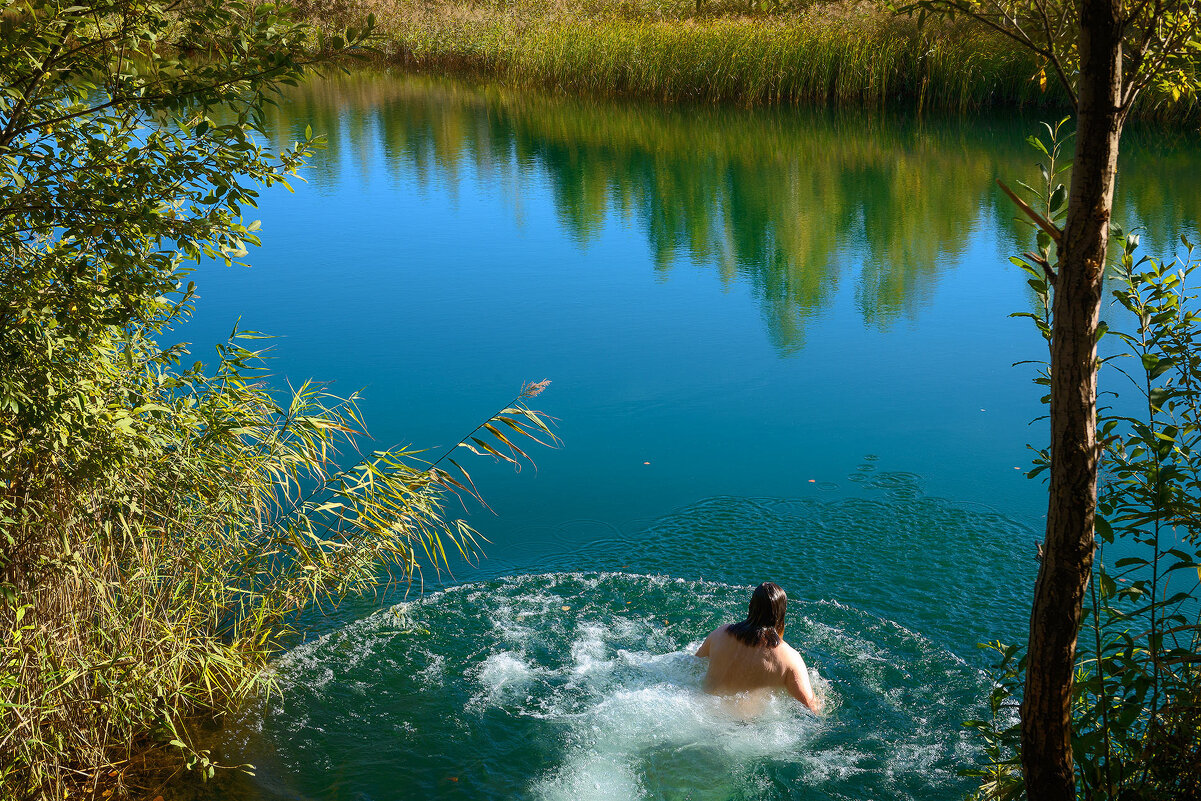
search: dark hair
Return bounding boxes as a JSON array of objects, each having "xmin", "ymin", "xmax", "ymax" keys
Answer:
[{"xmin": 726, "ymin": 582, "xmax": 787, "ymax": 647}]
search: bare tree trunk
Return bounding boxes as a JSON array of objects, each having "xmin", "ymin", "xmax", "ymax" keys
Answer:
[{"xmin": 1021, "ymin": 0, "xmax": 1124, "ymax": 797}]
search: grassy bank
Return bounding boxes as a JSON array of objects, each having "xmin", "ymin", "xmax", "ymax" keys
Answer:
[
  {"xmin": 300, "ymin": 0, "xmax": 1076, "ymax": 113},
  {"xmin": 296, "ymin": 0, "xmax": 1200, "ymax": 120}
]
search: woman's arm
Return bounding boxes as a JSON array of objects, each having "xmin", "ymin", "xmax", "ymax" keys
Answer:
[{"xmin": 784, "ymin": 656, "xmax": 822, "ymax": 714}]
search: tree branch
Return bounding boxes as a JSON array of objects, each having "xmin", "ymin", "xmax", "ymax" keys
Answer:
[{"xmin": 997, "ymin": 179, "xmax": 1064, "ymax": 244}]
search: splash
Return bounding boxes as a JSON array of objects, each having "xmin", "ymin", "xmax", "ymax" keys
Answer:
[{"xmin": 231, "ymin": 572, "xmax": 994, "ymax": 801}]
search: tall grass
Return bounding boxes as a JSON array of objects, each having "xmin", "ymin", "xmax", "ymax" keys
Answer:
[
  {"xmin": 502, "ymin": 14, "xmax": 1052, "ymax": 110},
  {"xmin": 0, "ymin": 319, "xmax": 555, "ymax": 799},
  {"xmin": 303, "ymin": 0, "xmax": 1070, "ymax": 112},
  {"xmin": 300, "ymin": 0, "xmax": 1199, "ymax": 121}
]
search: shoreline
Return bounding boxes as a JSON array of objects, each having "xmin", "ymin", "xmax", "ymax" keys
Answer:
[{"xmin": 300, "ymin": 0, "xmax": 1194, "ymax": 123}]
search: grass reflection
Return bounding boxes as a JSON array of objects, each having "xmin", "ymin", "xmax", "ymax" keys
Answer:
[{"xmin": 264, "ymin": 72, "xmax": 1201, "ymax": 353}]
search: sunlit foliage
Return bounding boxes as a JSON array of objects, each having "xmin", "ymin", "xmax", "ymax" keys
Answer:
[
  {"xmin": 967, "ymin": 122, "xmax": 1201, "ymax": 801},
  {"xmin": 0, "ymin": 3, "xmax": 554, "ymax": 798},
  {"xmin": 299, "ymin": 0, "xmax": 1076, "ymax": 113}
]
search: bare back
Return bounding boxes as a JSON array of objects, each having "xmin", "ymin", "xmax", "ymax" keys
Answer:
[{"xmin": 695, "ymin": 626, "xmax": 821, "ymax": 713}]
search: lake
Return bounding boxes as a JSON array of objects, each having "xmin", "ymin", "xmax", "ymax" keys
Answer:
[{"xmin": 183, "ymin": 72, "xmax": 1201, "ymax": 800}]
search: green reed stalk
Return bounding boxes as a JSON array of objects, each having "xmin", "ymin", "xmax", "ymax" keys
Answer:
[
  {"xmin": 307, "ymin": 0, "xmax": 1193, "ymax": 121},
  {"xmin": 310, "ymin": 0, "xmax": 1098, "ymax": 113}
]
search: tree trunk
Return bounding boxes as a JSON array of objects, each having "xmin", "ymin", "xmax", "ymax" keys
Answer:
[{"xmin": 1021, "ymin": 0, "xmax": 1124, "ymax": 798}]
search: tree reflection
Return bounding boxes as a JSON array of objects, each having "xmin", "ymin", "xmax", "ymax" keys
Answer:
[{"xmin": 263, "ymin": 72, "xmax": 1201, "ymax": 354}]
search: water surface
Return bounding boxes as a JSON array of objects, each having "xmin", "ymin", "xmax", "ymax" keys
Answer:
[{"xmin": 182, "ymin": 73, "xmax": 1201, "ymax": 800}]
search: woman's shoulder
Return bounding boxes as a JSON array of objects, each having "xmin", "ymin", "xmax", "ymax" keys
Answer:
[
  {"xmin": 775, "ymin": 639, "xmax": 807, "ymax": 666},
  {"xmin": 709, "ymin": 624, "xmax": 734, "ymax": 641}
]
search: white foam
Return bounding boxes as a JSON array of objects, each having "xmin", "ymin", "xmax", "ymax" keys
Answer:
[
  {"xmin": 569, "ymin": 622, "xmax": 613, "ymax": 677},
  {"xmin": 535, "ymin": 752, "xmax": 643, "ymax": 801},
  {"xmin": 245, "ymin": 572, "xmax": 989, "ymax": 801},
  {"xmin": 532, "ymin": 679, "xmax": 820, "ymax": 801},
  {"xmin": 455, "ymin": 592, "xmax": 826, "ymax": 801},
  {"xmin": 469, "ymin": 650, "xmax": 541, "ymax": 711},
  {"xmin": 415, "ymin": 650, "xmax": 446, "ymax": 686}
]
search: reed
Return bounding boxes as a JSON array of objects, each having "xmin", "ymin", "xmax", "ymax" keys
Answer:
[
  {"xmin": 0, "ymin": 345, "xmax": 556, "ymax": 799},
  {"xmin": 299, "ymin": 0, "xmax": 1199, "ymax": 121},
  {"xmin": 301, "ymin": 0, "xmax": 1070, "ymax": 113}
]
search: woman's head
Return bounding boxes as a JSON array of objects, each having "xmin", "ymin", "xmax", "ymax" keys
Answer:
[{"xmin": 726, "ymin": 582, "xmax": 787, "ymax": 647}]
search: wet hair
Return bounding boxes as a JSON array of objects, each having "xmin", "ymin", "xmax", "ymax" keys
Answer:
[{"xmin": 726, "ymin": 582, "xmax": 787, "ymax": 647}]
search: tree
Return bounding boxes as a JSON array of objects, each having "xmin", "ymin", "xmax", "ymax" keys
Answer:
[
  {"xmin": 0, "ymin": 3, "xmax": 553, "ymax": 797},
  {"xmin": 893, "ymin": 0, "xmax": 1200, "ymax": 797}
]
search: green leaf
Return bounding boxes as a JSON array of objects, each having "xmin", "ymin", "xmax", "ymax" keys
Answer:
[
  {"xmin": 1049, "ymin": 184, "xmax": 1067, "ymax": 212},
  {"xmin": 1150, "ymin": 357, "xmax": 1175, "ymax": 379}
]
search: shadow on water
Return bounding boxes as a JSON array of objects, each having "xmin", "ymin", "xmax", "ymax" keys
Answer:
[
  {"xmin": 261, "ymin": 71, "xmax": 1201, "ymax": 356},
  {"xmin": 214, "ymin": 468, "xmax": 1037, "ymax": 801}
]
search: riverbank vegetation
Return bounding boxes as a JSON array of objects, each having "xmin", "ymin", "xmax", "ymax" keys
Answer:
[
  {"xmin": 0, "ymin": 3, "xmax": 553, "ymax": 799},
  {"xmin": 931, "ymin": 0, "xmax": 1201, "ymax": 788},
  {"xmin": 971, "ymin": 165, "xmax": 1201, "ymax": 796},
  {"xmin": 294, "ymin": 0, "xmax": 1198, "ymax": 121},
  {"xmin": 299, "ymin": 0, "xmax": 1063, "ymax": 111}
]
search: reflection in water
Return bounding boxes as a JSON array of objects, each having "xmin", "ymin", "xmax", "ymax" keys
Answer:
[
  {"xmin": 261, "ymin": 72, "xmax": 1200, "ymax": 354},
  {"xmin": 195, "ymin": 72, "xmax": 1201, "ymax": 801}
]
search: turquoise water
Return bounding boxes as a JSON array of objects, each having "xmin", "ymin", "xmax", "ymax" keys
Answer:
[
  {"xmin": 183, "ymin": 73, "xmax": 1201, "ymax": 799},
  {"xmin": 226, "ymin": 475, "xmax": 1033, "ymax": 800}
]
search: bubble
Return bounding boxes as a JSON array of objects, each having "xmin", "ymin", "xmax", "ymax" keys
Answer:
[{"xmin": 473, "ymin": 651, "xmax": 539, "ymax": 707}]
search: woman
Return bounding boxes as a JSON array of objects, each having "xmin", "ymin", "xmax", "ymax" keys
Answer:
[{"xmin": 694, "ymin": 582, "xmax": 822, "ymax": 714}]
